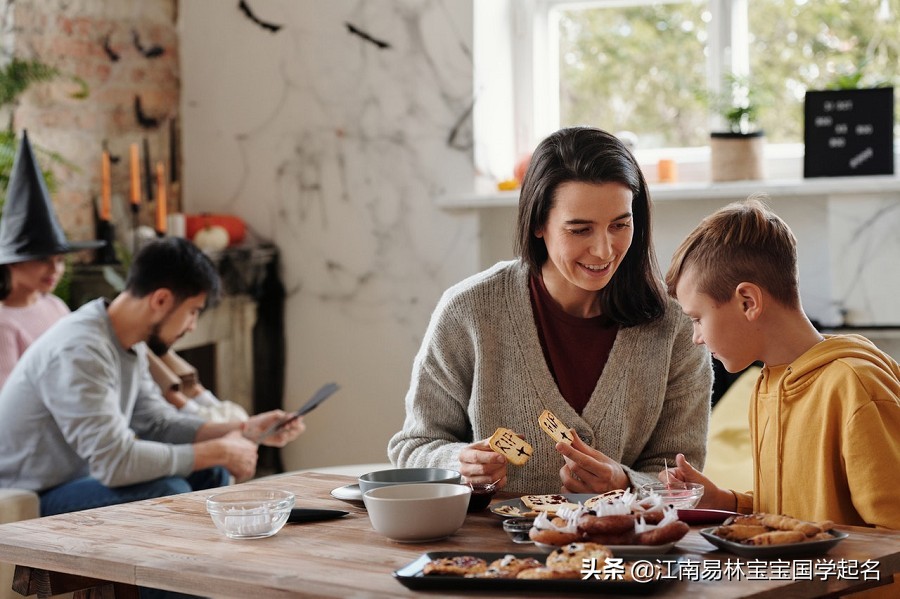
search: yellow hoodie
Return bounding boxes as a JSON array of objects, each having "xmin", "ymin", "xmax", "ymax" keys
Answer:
[{"xmin": 734, "ymin": 334, "xmax": 900, "ymax": 529}]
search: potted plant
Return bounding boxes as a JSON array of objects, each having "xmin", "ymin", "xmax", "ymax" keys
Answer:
[
  {"xmin": 709, "ymin": 74, "xmax": 766, "ymax": 182},
  {"xmin": 0, "ymin": 58, "xmax": 89, "ymax": 207}
]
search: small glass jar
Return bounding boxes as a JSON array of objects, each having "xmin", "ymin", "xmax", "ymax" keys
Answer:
[{"xmin": 502, "ymin": 517, "xmax": 535, "ymax": 544}]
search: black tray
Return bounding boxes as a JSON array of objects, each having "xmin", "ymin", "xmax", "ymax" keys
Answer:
[
  {"xmin": 699, "ymin": 528, "xmax": 849, "ymax": 558},
  {"xmin": 393, "ymin": 551, "xmax": 680, "ymax": 594}
]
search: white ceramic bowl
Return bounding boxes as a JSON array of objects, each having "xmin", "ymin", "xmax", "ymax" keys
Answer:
[
  {"xmin": 206, "ymin": 488, "xmax": 295, "ymax": 539},
  {"xmin": 362, "ymin": 483, "xmax": 471, "ymax": 542},
  {"xmin": 357, "ymin": 467, "xmax": 461, "ymax": 494},
  {"xmin": 638, "ymin": 481, "xmax": 705, "ymax": 509}
]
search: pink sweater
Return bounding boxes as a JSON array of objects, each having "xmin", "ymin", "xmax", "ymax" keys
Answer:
[{"xmin": 0, "ymin": 294, "xmax": 70, "ymax": 389}]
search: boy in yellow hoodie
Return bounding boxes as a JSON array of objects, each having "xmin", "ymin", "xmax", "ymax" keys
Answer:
[{"xmin": 663, "ymin": 197, "xmax": 900, "ymax": 531}]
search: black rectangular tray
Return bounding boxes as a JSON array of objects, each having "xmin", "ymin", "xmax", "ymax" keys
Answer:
[
  {"xmin": 699, "ymin": 528, "xmax": 849, "ymax": 558},
  {"xmin": 393, "ymin": 551, "xmax": 680, "ymax": 594}
]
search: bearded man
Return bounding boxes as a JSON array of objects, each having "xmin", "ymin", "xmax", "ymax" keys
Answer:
[{"xmin": 0, "ymin": 238, "xmax": 303, "ymax": 515}]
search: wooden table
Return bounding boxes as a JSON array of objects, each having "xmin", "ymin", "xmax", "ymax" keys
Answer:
[{"xmin": 0, "ymin": 472, "xmax": 898, "ymax": 598}]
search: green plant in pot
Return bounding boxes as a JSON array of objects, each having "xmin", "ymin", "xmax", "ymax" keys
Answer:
[
  {"xmin": 0, "ymin": 57, "xmax": 89, "ymax": 305},
  {"xmin": 709, "ymin": 74, "xmax": 766, "ymax": 182}
]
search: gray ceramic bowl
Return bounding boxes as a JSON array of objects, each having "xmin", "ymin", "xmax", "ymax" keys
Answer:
[
  {"xmin": 363, "ymin": 483, "xmax": 471, "ymax": 542},
  {"xmin": 357, "ymin": 467, "xmax": 461, "ymax": 494}
]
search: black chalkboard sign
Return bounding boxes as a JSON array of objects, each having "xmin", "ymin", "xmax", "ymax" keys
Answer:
[{"xmin": 803, "ymin": 87, "xmax": 894, "ymax": 178}]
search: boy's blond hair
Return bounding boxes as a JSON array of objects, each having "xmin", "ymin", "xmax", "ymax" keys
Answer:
[{"xmin": 666, "ymin": 196, "xmax": 800, "ymax": 308}]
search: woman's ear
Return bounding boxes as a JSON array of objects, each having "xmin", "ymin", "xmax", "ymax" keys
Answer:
[{"xmin": 735, "ymin": 282, "xmax": 763, "ymax": 321}]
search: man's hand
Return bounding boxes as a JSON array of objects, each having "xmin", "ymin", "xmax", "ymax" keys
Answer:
[
  {"xmin": 458, "ymin": 438, "xmax": 508, "ymax": 488},
  {"xmin": 243, "ymin": 410, "xmax": 306, "ymax": 447},
  {"xmin": 195, "ymin": 430, "xmax": 259, "ymax": 482},
  {"xmin": 556, "ymin": 430, "xmax": 629, "ymax": 493}
]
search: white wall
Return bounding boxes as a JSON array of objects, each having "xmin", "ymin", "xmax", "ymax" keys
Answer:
[{"xmin": 179, "ymin": 0, "xmax": 479, "ymax": 469}]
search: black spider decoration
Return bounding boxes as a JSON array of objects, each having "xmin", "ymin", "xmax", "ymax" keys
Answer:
[
  {"xmin": 345, "ymin": 22, "xmax": 391, "ymax": 50},
  {"xmin": 131, "ymin": 29, "xmax": 164, "ymax": 58},
  {"xmin": 134, "ymin": 96, "xmax": 161, "ymax": 129},
  {"xmin": 102, "ymin": 33, "xmax": 120, "ymax": 62},
  {"xmin": 238, "ymin": 0, "xmax": 283, "ymax": 33}
]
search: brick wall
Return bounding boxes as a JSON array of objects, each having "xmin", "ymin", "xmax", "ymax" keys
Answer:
[{"xmin": 2, "ymin": 0, "xmax": 179, "ymax": 255}]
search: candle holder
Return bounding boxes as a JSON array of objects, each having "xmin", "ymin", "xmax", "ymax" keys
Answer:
[
  {"xmin": 95, "ymin": 219, "xmax": 120, "ymax": 265},
  {"xmin": 131, "ymin": 202, "xmax": 140, "ymax": 255}
]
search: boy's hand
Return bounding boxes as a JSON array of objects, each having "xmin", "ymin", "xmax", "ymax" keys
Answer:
[
  {"xmin": 556, "ymin": 430, "xmax": 628, "ymax": 493},
  {"xmin": 660, "ymin": 453, "xmax": 735, "ymax": 510},
  {"xmin": 458, "ymin": 438, "xmax": 508, "ymax": 489}
]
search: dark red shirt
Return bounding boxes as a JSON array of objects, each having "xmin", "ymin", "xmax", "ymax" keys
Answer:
[{"xmin": 529, "ymin": 273, "xmax": 619, "ymax": 414}]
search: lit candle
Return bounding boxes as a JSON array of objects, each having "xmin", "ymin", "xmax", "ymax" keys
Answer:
[
  {"xmin": 155, "ymin": 162, "xmax": 167, "ymax": 234},
  {"xmin": 129, "ymin": 143, "xmax": 141, "ymax": 205},
  {"xmin": 100, "ymin": 150, "xmax": 111, "ymax": 221}
]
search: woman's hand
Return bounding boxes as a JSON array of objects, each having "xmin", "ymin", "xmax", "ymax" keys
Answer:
[
  {"xmin": 660, "ymin": 453, "xmax": 735, "ymax": 510},
  {"xmin": 458, "ymin": 438, "xmax": 508, "ymax": 489},
  {"xmin": 556, "ymin": 430, "xmax": 629, "ymax": 493}
]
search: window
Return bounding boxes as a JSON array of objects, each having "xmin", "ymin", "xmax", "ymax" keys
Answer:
[
  {"xmin": 510, "ymin": 0, "xmax": 899, "ymax": 157},
  {"xmin": 557, "ymin": 0, "xmax": 710, "ymax": 148},
  {"xmin": 749, "ymin": 0, "xmax": 900, "ymax": 144}
]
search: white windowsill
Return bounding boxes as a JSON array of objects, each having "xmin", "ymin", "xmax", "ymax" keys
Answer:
[{"xmin": 437, "ymin": 174, "xmax": 900, "ymax": 210}]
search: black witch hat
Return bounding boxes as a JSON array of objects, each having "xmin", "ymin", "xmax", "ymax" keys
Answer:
[{"xmin": 0, "ymin": 131, "xmax": 104, "ymax": 265}]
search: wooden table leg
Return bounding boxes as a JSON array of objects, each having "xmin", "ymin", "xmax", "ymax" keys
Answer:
[{"xmin": 12, "ymin": 565, "xmax": 139, "ymax": 599}]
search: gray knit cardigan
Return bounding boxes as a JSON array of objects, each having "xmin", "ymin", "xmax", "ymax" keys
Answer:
[{"xmin": 388, "ymin": 260, "xmax": 712, "ymax": 494}]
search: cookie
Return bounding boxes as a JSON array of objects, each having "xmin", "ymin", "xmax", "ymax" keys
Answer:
[
  {"xmin": 516, "ymin": 567, "xmax": 582, "ymax": 580},
  {"xmin": 492, "ymin": 504, "xmax": 525, "ymax": 517},
  {"xmin": 422, "ymin": 556, "xmax": 488, "ymax": 576},
  {"xmin": 538, "ymin": 409, "xmax": 574, "ymax": 444},
  {"xmin": 488, "ymin": 427, "xmax": 533, "ymax": 466},
  {"xmin": 528, "ymin": 526, "xmax": 581, "ymax": 546},
  {"xmin": 583, "ymin": 489, "xmax": 625, "ymax": 510},
  {"xmin": 545, "ymin": 542, "xmax": 613, "ymax": 572},
  {"xmin": 521, "ymin": 494, "xmax": 579, "ymax": 513},
  {"xmin": 468, "ymin": 555, "xmax": 543, "ymax": 578}
]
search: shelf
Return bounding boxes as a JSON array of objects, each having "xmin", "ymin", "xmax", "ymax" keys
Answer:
[{"xmin": 437, "ymin": 175, "xmax": 900, "ymax": 210}]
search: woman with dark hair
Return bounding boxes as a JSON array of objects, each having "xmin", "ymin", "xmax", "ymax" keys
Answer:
[{"xmin": 388, "ymin": 127, "xmax": 711, "ymax": 494}]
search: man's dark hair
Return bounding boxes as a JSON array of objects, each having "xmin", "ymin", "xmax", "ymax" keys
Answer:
[{"xmin": 125, "ymin": 238, "xmax": 221, "ymax": 306}]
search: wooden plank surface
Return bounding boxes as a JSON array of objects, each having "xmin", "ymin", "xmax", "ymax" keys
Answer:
[{"xmin": 0, "ymin": 472, "xmax": 897, "ymax": 598}]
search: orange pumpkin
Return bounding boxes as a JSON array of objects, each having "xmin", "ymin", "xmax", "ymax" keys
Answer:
[{"xmin": 185, "ymin": 214, "xmax": 246, "ymax": 246}]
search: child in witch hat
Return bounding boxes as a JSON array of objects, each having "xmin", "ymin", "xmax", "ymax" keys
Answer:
[{"xmin": 0, "ymin": 131, "xmax": 104, "ymax": 388}]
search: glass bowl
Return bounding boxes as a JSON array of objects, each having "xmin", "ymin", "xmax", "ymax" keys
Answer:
[
  {"xmin": 502, "ymin": 517, "xmax": 535, "ymax": 544},
  {"xmin": 206, "ymin": 488, "xmax": 295, "ymax": 539},
  {"xmin": 466, "ymin": 481, "xmax": 499, "ymax": 512},
  {"xmin": 639, "ymin": 481, "xmax": 704, "ymax": 509}
]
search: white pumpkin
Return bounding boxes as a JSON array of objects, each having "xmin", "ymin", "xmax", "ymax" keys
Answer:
[{"xmin": 193, "ymin": 224, "xmax": 230, "ymax": 253}]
